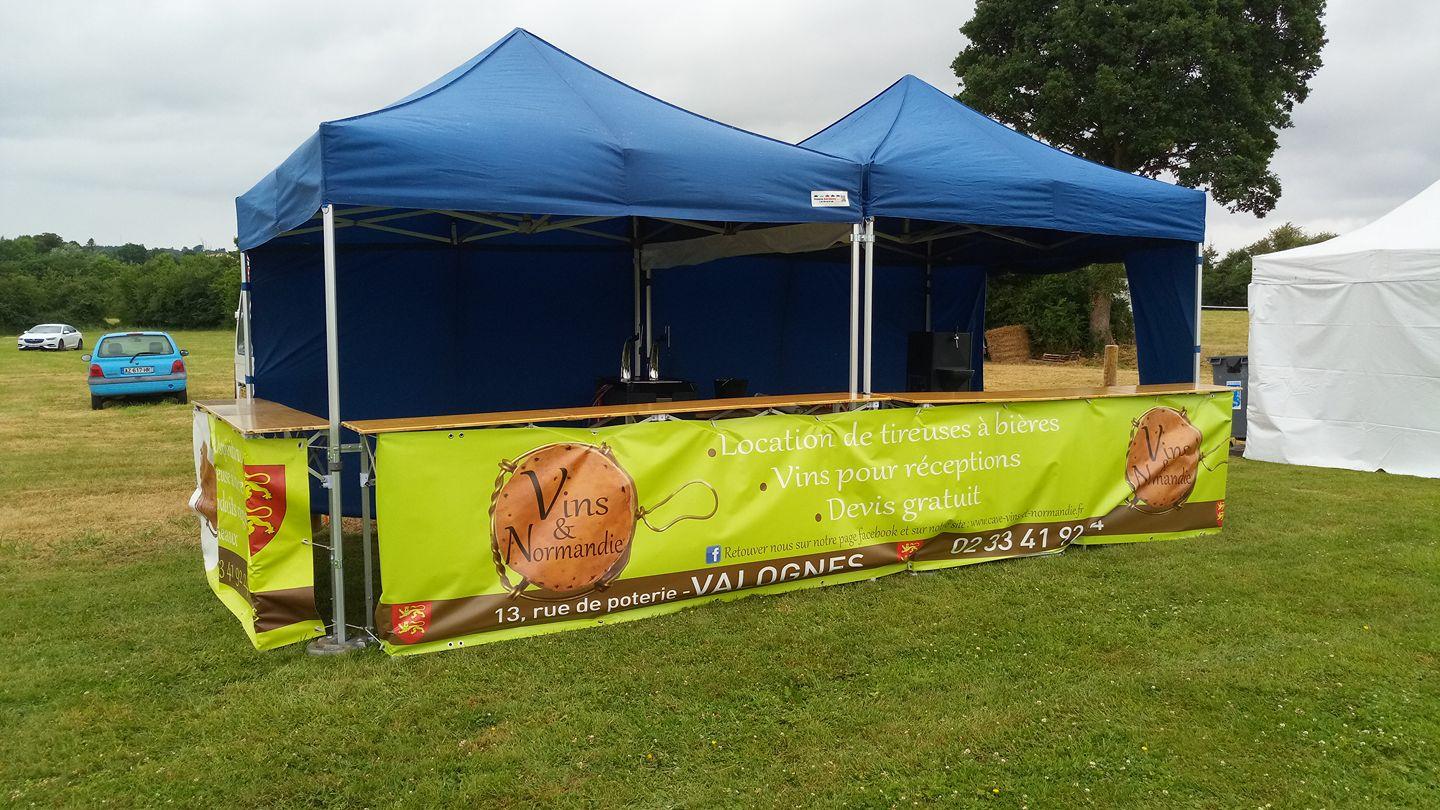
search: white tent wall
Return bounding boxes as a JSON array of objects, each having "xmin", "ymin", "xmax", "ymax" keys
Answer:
[{"xmin": 1246, "ymin": 179, "xmax": 1440, "ymax": 478}]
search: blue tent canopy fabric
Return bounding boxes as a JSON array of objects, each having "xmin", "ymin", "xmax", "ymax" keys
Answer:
[
  {"xmin": 238, "ymin": 33, "xmax": 1207, "ymax": 446},
  {"xmin": 237, "ymin": 29, "xmax": 863, "ymax": 251},
  {"xmin": 802, "ymin": 75, "xmax": 1204, "ymax": 242},
  {"xmin": 803, "ymin": 75, "xmax": 1204, "ymax": 384}
]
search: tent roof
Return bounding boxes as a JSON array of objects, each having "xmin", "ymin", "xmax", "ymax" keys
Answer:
[
  {"xmin": 236, "ymin": 29, "xmax": 862, "ymax": 250},
  {"xmin": 801, "ymin": 75, "xmax": 1205, "ymax": 243},
  {"xmin": 1252, "ymin": 178, "xmax": 1440, "ymax": 284}
]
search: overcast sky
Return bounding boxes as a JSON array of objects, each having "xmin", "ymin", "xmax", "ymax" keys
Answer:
[{"xmin": 1, "ymin": 1, "xmax": 1435, "ymax": 252}]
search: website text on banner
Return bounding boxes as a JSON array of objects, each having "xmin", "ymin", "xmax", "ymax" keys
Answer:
[
  {"xmin": 189, "ymin": 412, "xmax": 325, "ymax": 649},
  {"xmin": 373, "ymin": 394, "xmax": 1230, "ymax": 654}
]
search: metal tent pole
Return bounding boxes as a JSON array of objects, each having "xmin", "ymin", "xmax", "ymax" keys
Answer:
[
  {"xmin": 642, "ymin": 221, "xmax": 653, "ymax": 380},
  {"xmin": 309, "ymin": 203, "xmax": 365, "ymax": 655},
  {"xmin": 862, "ymin": 217, "xmax": 875, "ymax": 395},
  {"xmin": 849, "ymin": 223, "xmax": 861, "ymax": 397},
  {"xmin": 239, "ymin": 252, "xmax": 254, "ymax": 398},
  {"xmin": 1194, "ymin": 245, "xmax": 1204, "ymax": 383},
  {"xmin": 924, "ymin": 241, "xmax": 933, "ymax": 332},
  {"xmin": 644, "ymin": 268, "xmax": 654, "ymax": 375},
  {"xmin": 632, "ymin": 219, "xmax": 643, "ymax": 374}
]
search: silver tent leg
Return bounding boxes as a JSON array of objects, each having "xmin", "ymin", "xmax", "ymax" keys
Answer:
[
  {"xmin": 359, "ymin": 439, "xmax": 375, "ymax": 633},
  {"xmin": 238, "ymin": 252, "xmax": 254, "ymax": 399},
  {"xmin": 849, "ymin": 223, "xmax": 861, "ymax": 397},
  {"xmin": 862, "ymin": 217, "xmax": 875, "ymax": 395},
  {"xmin": 309, "ymin": 203, "xmax": 366, "ymax": 655},
  {"xmin": 1193, "ymin": 244, "xmax": 1204, "ymax": 383}
]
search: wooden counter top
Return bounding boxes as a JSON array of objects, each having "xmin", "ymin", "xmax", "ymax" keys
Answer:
[
  {"xmin": 201, "ymin": 385, "xmax": 1225, "ymax": 438},
  {"xmin": 886, "ymin": 382, "xmax": 1230, "ymax": 405},
  {"xmin": 344, "ymin": 393, "xmax": 890, "ymax": 435},
  {"xmin": 195, "ymin": 398, "xmax": 329, "ymax": 436}
]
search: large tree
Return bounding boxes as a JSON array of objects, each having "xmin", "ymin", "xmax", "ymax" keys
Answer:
[{"xmin": 953, "ymin": 0, "xmax": 1326, "ymax": 343}]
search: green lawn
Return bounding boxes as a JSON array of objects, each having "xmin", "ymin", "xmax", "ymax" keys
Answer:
[
  {"xmin": 3, "ymin": 324, "xmax": 1437, "ymax": 807},
  {"xmin": 1202, "ymin": 309, "xmax": 1249, "ymax": 359}
]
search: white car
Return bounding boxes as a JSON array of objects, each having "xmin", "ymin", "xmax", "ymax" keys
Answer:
[{"xmin": 17, "ymin": 323, "xmax": 84, "ymax": 351}]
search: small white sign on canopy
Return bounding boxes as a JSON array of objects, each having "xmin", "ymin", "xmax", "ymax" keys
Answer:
[{"xmin": 1247, "ymin": 178, "xmax": 1440, "ymax": 477}]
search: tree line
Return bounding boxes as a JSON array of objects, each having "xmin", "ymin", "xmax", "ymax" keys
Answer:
[
  {"xmin": 1201, "ymin": 223, "xmax": 1335, "ymax": 308},
  {"xmin": 0, "ymin": 233, "xmax": 239, "ymax": 332}
]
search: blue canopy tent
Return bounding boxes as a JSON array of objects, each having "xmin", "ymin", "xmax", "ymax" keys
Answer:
[
  {"xmin": 235, "ymin": 29, "xmax": 867, "ymax": 647},
  {"xmin": 234, "ymin": 39, "xmax": 1206, "ymax": 650},
  {"xmin": 237, "ymin": 28, "xmax": 867, "ymax": 423},
  {"xmin": 236, "ymin": 27, "xmax": 871, "ymax": 445},
  {"xmin": 801, "ymin": 75, "xmax": 1207, "ymax": 390}
]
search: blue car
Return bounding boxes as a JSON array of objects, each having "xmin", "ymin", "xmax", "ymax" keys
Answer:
[{"xmin": 84, "ymin": 331, "xmax": 188, "ymax": 410}]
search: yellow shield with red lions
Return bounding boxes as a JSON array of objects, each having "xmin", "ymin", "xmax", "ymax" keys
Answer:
[
  {"xmin": 243, "ymin": 464, "xmax": 287, "ymax": 555},
  {"xmin": 1125, "ymin": 406, "xmax": 1202, "ymax": 513}
]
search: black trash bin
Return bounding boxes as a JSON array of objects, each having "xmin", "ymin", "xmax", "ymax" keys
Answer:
[{"xmin": 1208, "ymin": 355, "xmax": 1248, "ymax": 440}]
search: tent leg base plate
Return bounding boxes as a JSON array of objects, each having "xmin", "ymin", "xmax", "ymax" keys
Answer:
[{"xmin": 306, "ymin": 634, "xmax": 370, "ymax": 656}]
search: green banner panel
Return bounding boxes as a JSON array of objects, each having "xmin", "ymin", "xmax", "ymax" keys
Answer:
[
  {"xmin": 190, "ymin": 410, "xmax": 325, "ymax": 650},
  {"xmin": 371, "ymin": 394, "xmax": 1230, "ymax": 655}
]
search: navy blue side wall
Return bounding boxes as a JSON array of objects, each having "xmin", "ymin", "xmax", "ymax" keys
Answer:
[
  {"xmin": 651, "ymin": 255, "xmax": 852, "ymax": 396},
  {"xmin": 1125, "ymin": 243, "xmax": 1199, "ymax": 384}
]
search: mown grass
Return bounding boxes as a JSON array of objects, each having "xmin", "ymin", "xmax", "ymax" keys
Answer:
[
  {"xmin": 1202, "ymin": 309, "xmax": 1249, "ymax": 358},
  {"xmin": 3, "ymin": 317, "xmax": 1437, "ymax": 808}
]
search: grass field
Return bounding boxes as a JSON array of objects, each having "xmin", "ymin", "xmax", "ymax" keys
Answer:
[
  {"xmin": 1200, "ymin": 309, "xmax": 1249, "ymax": 358},
  {"xmin": 4, "ymin": 317, "xmax": 1438, "ymax": 807}
]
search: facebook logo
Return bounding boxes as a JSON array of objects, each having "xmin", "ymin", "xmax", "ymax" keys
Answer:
[{"xmin": 705, "ymin": 545, "xmax": 723, "ymax": 564}]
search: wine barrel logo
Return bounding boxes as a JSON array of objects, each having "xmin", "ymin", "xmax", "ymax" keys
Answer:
[
  {"xmin": 488, "ymin": 442, "xmax": 717, "ymax": 599},
  {"xmin": 1125, "ymin": 407, "xmax": 1201, "ymax": 513}
]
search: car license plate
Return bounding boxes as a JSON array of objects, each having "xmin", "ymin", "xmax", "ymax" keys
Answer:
[{"xmin": 122, "ymin": 366, "xmax": 154, "ymax": 374}]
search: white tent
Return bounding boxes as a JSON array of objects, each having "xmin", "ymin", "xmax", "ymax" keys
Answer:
[{"xmin": 1246, "ymin": 178, "xmax": 1440, "ymax": 477}]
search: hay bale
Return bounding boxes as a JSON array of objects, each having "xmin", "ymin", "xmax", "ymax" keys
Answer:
[{"xmin": 986, "ymin": 324, "xmax": 1032, "ymax": 363}]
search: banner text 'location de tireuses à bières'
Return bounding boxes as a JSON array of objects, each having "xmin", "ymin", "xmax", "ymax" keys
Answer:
[{"xmin": 372, "ymin": 394, "xmax": 1230, "ymax": 655}]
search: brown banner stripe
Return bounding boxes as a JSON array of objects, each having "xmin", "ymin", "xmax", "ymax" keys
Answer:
[
  {"xmin": 911, "ymin": 499, "xmax": 1223, "ymax": 563},
  {"xmin": 1090, "ymin": 499, "xmax": 1224, "ymax": 538},
  {"xmin": 217, "ymin": 546, "xmax": 321, "ymax": 633},
  {"xmin": 217, "ymin": 547, "xmax": 251, "ymax": 601},
  {"xmin": 253, "ymin": 587, "xmax": 321, "ymax": 633},
  {"xmin": 377, "ymin": 500, "xmax": 1223, "ymax": 647},
  {"xmin": 378, "ymin": 540, "xmax": 910, "ymax": 645}
]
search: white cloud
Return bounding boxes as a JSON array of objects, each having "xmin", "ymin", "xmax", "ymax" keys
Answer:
[
  {"xmin": 1, "ymin": 1, "xmax": 1434, "ymax": 251},
  {"xmin": 1203, "ymin": 1, "xmax": 1440, "ymax": 251}
]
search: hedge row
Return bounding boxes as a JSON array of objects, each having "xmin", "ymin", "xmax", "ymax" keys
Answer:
[{"xmin": 0, "ymin": 234, "xmax": 239, "ymax": 332}]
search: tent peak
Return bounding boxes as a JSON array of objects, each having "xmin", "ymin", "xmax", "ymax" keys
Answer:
[
  {"xmin": 801, "ymin": 73, "xmax": 1205, "ymax": 242},
  {"xmin": 236, "ymin": 28, "xmax": 863, "ymax": 250},
  {"xmin": 1254, "ymin": 176, "xmax": 1440, "ymax": 272}
]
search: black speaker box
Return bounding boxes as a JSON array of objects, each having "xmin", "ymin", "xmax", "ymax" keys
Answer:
[{"xmin": 906, "ymin": 331, "xmax": 974, "ymax": 392}]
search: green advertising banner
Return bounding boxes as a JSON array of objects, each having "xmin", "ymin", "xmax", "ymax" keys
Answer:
[
  {"xmin": 190, "ymin": 410, "xmax": 325, "ymax": 649},
  {"xmin": 373, "ymin": 393, "xmax": 1230, "ymax": 655}
]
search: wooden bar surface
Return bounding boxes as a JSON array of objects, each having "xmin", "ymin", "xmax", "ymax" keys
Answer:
[
  {"xmin": 887, "ymin": 382, "xmax": 1230, "ymax": 406},
  {"xmin": 195, "ymin": 398, "xmax": 329, "ymax": 436},
  {"xmin": 344, "ymin": 393, "xmax": 890, "ymax": 435}
]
